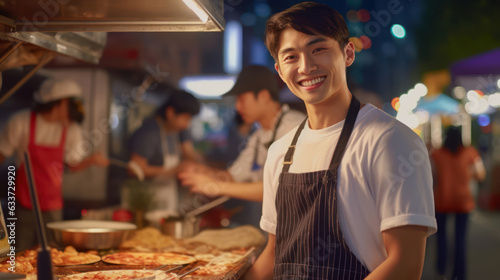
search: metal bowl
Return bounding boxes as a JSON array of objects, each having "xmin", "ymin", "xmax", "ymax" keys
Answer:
[{"xmin": 47, "ymin": 220, "xmax": 137, "ymax": 250}]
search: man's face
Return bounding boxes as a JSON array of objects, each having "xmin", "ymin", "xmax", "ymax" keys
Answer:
[
  {"xmin": 57, "ymin": 99, "xmax": 71, "ymax": 124},
  {"xmin": 274, "ymin": 28, "xmax": 354, "ymax": 106},
  {"xmin": 167, "ymin": 108, "xmax": 192, "ymax": 131},
  {"xmin": 235, "ymin": 91, "xmax": 263, "ymax": 124}
]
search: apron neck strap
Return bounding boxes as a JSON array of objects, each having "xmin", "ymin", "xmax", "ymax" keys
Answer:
[
  {"xmin": 328, "ymin": 95, "xmax": 360, "ymax": 172},
  {"xmin": 281, "ymin": 95, "xmax": 361, "ymax": 174}
]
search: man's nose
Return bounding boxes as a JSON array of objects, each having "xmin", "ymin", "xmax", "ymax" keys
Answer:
[{"xmin": 298, "ymin": 54, "xmax": 317, "ymax": 74}]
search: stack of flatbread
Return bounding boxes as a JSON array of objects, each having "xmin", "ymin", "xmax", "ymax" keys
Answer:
[
  {"xmin": 120, "ymin": 227, "xmax": 177, "ymax": 252},
  {"xmin": 184, "ymin": 225, "xmax": 265, "ymax": 250}
]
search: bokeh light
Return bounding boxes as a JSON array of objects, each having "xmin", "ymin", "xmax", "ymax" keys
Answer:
[
  {"xmin": 478, "ymin": 114, "xmax": 491, "ymax": 127},
  {"xmin": 357, "ymin": 9, "xmax": 370, "ymax": 22},
  {"xmin": 240, "ymin": 13, "xmax": 256, "ymax": 26},
  {"xmin": 347, "ymin": 10, "xmax": 359, "ymax": 22},
  {"xmin": 349, "ymin": 37, "xmax": 363, "ymax": 52},
  {"xmin": 391, "ymin": 97, "xmax": 400, "ymax": 111},
  {"xmin": 391, "ymin": 24, "xmax": 406, "ymax": 39},
  {"xmin": 359, "ymin": 35, "xmax": 372, "ymax": 49},
  {"xmin": 254, "ymin": 3, "xmax": 271, "ymax": 17},
  {"xmin": 452, "ymin": 86, "xmax": 467, "ymax": 100}
]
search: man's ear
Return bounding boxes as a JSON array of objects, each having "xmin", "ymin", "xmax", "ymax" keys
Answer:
[
  {"xmin": 275, "ymin": 63, "xmax": 284, "ymax": 80},
  {"xmin": 345, "ymin": 42, "xmax": 355, "ymax": 67},
  {"xmin": 165, "ymin": 106, "xmax": 175, "ymax": 120}
]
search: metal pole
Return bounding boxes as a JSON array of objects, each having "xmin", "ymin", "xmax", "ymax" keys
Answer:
[
  {"xmin": 0, "ymin": 51, "xmax": 54, "ymax": 106},
  {"xmin": 0, "ymin": 41, "xmax": 21, "ymax": 65}
]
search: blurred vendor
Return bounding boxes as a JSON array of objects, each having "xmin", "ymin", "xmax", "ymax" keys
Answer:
[
  {"xmin": 179, "ymin": 66, "xmax": 305, "ymax": 225},
  {"xmin": 0, "ymin": 78, "xmax": 110, "ymax": 250},
  {"xmin": 129, "ymin": 89, "xmax": 201, "ymax": 215}
]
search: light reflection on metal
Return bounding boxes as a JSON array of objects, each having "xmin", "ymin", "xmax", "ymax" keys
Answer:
[
  {"xmin": 0, "ymin": 0, "xmax": 224, "ymax": 32},
  {"xmin": 183, "ymin": 0, "xmax": 209, "ymax": 23}
]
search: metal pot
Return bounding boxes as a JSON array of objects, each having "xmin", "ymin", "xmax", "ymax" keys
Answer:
[
  {"xmin": 161, "ymin": 196, "xmax": 230, "ymax": 239},
  {"xmin": 161, "ymin": 216, "xmax": 200, "ymax": 239},
  {"xmin": 47, "ymin": 220, "xmax": 137, "ymax": 250}
]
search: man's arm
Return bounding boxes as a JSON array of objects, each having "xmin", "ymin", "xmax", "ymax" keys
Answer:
[
  {"xmin": 178, "ymin": 171, "xmax": 263, "ymax": 201},
  {"xmin": 471, "ymin": 156, "xmax": 486, "ymax": 182},
  {"xmin": 364, "ymin": 225, "xmax": 428, "ymax": 280},
  {"xmin": 243, "ymin": 233, "xmax": 275, "ymax": 280},
  {"xmin": 0, "ymin": 153, "xmax": 5, "ymax": 165},
  {"xmin": 130, "ymin": 153, "xmax": 177, "ymax": 178},
  {"xmin": 67, "ymin": 152, "xmax": 109, "ymax": 172}
]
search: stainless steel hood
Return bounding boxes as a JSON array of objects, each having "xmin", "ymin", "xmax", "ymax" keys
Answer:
[
  {"xmin": 0, "ymin": 0, "xmax": 224, "ymax": 103},
  {"xmin": 0, "ymin": 0, "xmax": 224, "ymax": 65},
  {"xmin": 0, "ymin": 0, "xmax": 224, "ymax": 32}
]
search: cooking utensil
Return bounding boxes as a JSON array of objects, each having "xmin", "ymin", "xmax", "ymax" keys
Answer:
[
  {"xmin": 186, "ymin": 196, "xmax": 230, "ymax": 218},
  {"xmin": 162, "ymin": 215, "xmax": 200, "ymax": 239},
  {"xmin": 177, "ymin": 267, "xmax": 200, "ymax": 278},
  {"xmin": 47, "ymin": 220, "xmax": 137, "ymax": 250},
  {"xmin": 23, "ymin": 152, "xmax": 53, "ymax": 279},
  {"xmin": 162, "ymin": 196, "xmax": 230, "ymax": 239},
  {"xmin": 154, "ymin": 264, "xmax": 183, "ymax": 271},
  {"xmin": 110, "ymin": 158, "xmax": 145, "ymax": 181}
]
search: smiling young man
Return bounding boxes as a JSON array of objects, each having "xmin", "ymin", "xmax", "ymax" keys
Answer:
[{"xmin": 244, "ymin": 2, "xmax": 437, "ymax": 280}]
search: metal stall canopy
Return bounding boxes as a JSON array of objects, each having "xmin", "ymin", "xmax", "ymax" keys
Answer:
[
  {"xmin": 0, "ymin": 0, "xmax": 224, "ymax": 33},
  {"xmin": 0, "ymin": 0, "xmax": 224, "ymax": 65},
  {"xmin": 0, "ymin": 0, "xmax": 224, "ymax": 101}
]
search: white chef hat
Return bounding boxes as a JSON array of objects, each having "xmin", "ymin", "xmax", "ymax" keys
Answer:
[{"xmin": 34, "ymin": 78, "xmax": 83, "ymax": 104}]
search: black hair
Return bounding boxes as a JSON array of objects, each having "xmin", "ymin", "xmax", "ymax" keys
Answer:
[
  {"xmin": 265, "ymin": 2, "xmax": 349, "ymax": 62},
  {"xmin": 156, "ymin": 89, "xmax": 201, "ymax": 120},
  {"xmin": 32, "ymin": 100, "xmax": 62, "ymax": 113},
  {"xmin": 443, "ymin": 126, "xmax": 463, "ymax": 154}
]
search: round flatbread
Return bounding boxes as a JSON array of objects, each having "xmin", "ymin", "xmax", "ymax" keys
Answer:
[
  {"xmin": 102, "ymin": 252, "xmax": 196, "ymax": 266},
  {"xmin": 51, "ymin": 247, "xmax": 101, "ymax": 266},
  {"xmin": 53, "ymin": 253, "xmax": 101, "ymax": 266},
  {"xmin": 60, "ymin": 270, "xmax": 178, "ymax": 280}
]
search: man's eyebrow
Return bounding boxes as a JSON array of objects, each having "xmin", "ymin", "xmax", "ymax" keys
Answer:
[
  {"xmin": 307, "ymin": 37, "xmax": 326, "ymax": 46},
  {"xmin": 279, "ymin": 47, "xmax": 295, "ymax": 56},
  {"xmin": 278, "ymin": 37, "xmax": 327, "ymax": 57}
]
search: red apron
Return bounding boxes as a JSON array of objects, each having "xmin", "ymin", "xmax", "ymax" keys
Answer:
[{"xmin": 17, "ymin": 112, "xmax": 67, "ymax": 211}]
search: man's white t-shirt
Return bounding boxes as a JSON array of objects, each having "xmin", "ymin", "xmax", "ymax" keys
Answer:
[
  {"xmin": 0, "ymin": 110, "xmax": 85, "ymax": 166},
  {"xmin": 260, "ymin": 104, "xmax": 437, "ymax": 272},
  {"xmin": 228, "ymin": 104, "xmax": 306, "ymax": 182}
]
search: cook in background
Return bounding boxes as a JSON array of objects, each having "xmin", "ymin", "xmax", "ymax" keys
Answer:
[
  {"xmin": 0, "ymin": 78, "xmax": 110, "ymax": 251},
  {"xmin": 245, "ymin": 2, "xmax": 437, "ymax": 279},
  {"xmin": 178, "ymin": 65, "xmax": 305, "ymax": 227},
  {"xmin": 129, "ymin": 89, "xmax": 201, "ymax": 217},
  {"xmin": 431, "ymin": 126, "xmax": 486, "ymax": 280}
]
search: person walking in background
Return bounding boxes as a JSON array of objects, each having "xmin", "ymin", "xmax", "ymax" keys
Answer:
[{"xmin": 431, "ymin": 126, "xmax": 486, "ymax": 280}]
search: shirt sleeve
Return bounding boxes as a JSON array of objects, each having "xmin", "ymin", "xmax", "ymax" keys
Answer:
[
  {"xmin": 227, "ymin": 132, "xmax": 259, "ymax": 182},
  {"xmin": 369, "ymin": 123, "xmax": 437, "ymax": 236},
  {"xmin": 64, "ymin": 124, "xmax": 85, "ymax": 165},
  {"xmin": 259, "ymin": 141, "xmax": 282, "ymax": 235},
  {"xmin": 0, "ymin": 115, "xmax": 22, "ymax": 158}
]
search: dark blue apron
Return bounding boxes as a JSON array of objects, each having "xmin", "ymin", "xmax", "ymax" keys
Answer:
[{"xmin": 274, "ymin": 96, "xmax": 370, "ymax": 279}]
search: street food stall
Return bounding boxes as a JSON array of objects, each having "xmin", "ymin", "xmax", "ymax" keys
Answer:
[{"xmin": 0, "ymin": 1, "xmax": 268, "ymax": 279}]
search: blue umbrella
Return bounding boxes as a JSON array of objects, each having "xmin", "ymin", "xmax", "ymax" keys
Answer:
[{"xmin": 416, "ymin": 94, "xmax": 460, "ymax": 115}]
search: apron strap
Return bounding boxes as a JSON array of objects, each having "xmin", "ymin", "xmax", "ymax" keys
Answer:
[
  {"xmin": 281, "ymin": 95, "xmax": 361, "ymax": 174},
  {"xmin": 281, "ymin": 118, "xmax": 307, "ymax": 173},
  {"xmin": 254, "ymin": 108, "xmax": 289, "ymax": 168},
  {"xmin": 328, "ymin": 95, "xmax": 360, "ymax": 173}
]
